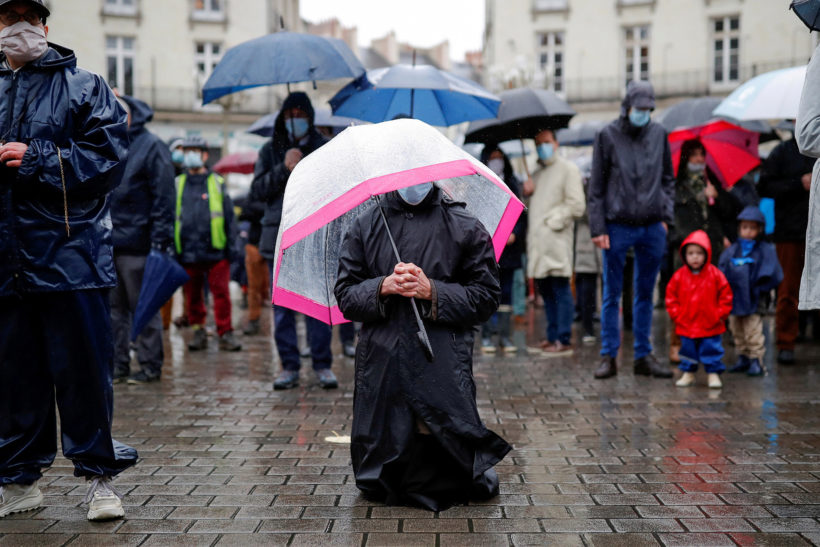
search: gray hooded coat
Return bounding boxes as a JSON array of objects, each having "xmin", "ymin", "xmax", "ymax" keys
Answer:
[{"xmin": 797, "ymin": 44, "xmax": 820, "ymax": 310}]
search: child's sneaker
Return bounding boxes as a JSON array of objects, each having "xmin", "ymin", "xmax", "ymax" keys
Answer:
[
  {"xmin": 675, "ymin": 372, "xmax": 696, "ymax": 387},
  {"xmin": 0, "ymin": 481, "xmax": 42, "ymax": 517},
  {"xmin": 746, "ymin": 358, "xmax": 764, "ymax": 377},
  {"xmin": 707, "ymin": 373, "xmax": 723, "ymax": 389},
  {"xmin": 85, "ymin": 476, "xmax": 123, "ymax": 521},
  {"xmin": 729, "ymin": 355, "xmax": 750, "ymax": 373}
]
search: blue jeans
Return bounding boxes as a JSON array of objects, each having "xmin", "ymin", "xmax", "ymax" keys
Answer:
[
  {"xmin": 679, "ymin": 335, "xmax": 725, "ymax": 373},
  {"xmin": 601, "ymin": 222, "xmax": 666, "ymax": 359},
  {"xmin": 536, "ymin": 277, "xmax": 573, "ymax": 345}
]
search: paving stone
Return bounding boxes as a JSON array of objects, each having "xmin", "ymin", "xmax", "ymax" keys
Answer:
[
  {"xmin": 610, "ymin": 518, "xmax": 684, "ymax": 533},
  {"xmin": 658, "ymin": 533, "xmax": 736, "ymax": 546},
  {"xmin": 539, "ymin": 518, "xmax": 611, "ymax": 533},
  {"xmin": 749, "ymin": 518, "xmax": 820, "ymax": 532},
  {"xmin": 681, "ymin": 518, "xmax": 757, "ymax": 532},
  {"xmin": 66, "ymin": 534, "xmax": 147, "ymax": 546},
  {"xmin": 584, "ymin": 533, "xmax": 660, "ymax": 546},
  {"xmin": 512, "ymin": 533, "xmax": 585, "ymax": 545}
]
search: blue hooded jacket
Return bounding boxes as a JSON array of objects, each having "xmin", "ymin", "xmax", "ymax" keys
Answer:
[
  {"xmin": 718, "ymin": 206, "xmax": 784, "ymax": 316},
  {"xmin": 0, "ymin": 43, "xmax": 128, "ymax": 297},
  {"xmin": 109, "ymin": 95, "xmax": 175, "ymax": 254}
]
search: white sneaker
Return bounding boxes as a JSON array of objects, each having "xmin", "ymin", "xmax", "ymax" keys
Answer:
[
  {"xmin": 0, "ymin": 482, "xmax": 43, "ymax": 518},
  {"xmin": 675, "ymin": 372, "xmax": 696, "ymax": 387},
  {"xmin": 85, "ymin": 476, "xmax": 124, "ymax": 521},
  {"xmin": 707, "ymin": 373, "xmax": 723, "ymax": 389}
]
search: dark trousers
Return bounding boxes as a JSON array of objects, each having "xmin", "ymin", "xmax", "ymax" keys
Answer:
[
  {"xmin": 0, "ymin": 290, "xmax": 138, "ymax": 485},
  {"xmin": 482, "ymin": 267, "xmax": 515, "ymax": 338},
  {"xmin": 536, "ymin": 276, "xmax": 573, "ymax": 345},
  {"xmin": 183, "ymin": 259, "xmax": 233, "ymax": 336},
  {"xmin": 110, "ymin": 253, "xmax": 164, "ymax": 375},
  {"xmin": 575, "ymin": 272, "xmax": 598, "ymax": 337},
  {"xmin": 775, "ymin": 241, "xmax": 805, "ymax": 350}
]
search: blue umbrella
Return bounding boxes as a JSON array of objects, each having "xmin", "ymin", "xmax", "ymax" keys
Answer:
[
  {"xmin": 131, "ymin": 250, "xmax": 190, "ymax": 341},
  {"xmin": 792, "ymin": 0, "xmax": 820, "ymax": 31},
  {"xmin": 202, "ymin": 32, "xmax": 365, "ymax": 105},
  {"xmin": 329, "ymin": 64, "xmax": 501, "ymax": 127},
  {"xmin": 247, "ymin": 107, "xmax": 366, "ymax": 137}
]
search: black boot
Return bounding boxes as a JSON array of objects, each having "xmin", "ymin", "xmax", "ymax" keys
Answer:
[
  {"xmin": 634, "ymin": 354, "xmax": 673, "ymax": 378},
  {"xmin": 594, "ymin": 356, "xmax": 617, "ymax": 379}
]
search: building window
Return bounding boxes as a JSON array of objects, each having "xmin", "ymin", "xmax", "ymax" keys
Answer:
[
  {"xmin": 536, "ymin": 31, "xmax": 564, "ymax": 93},
  {"xmin": 106, "ymin": 36, "xmax": 135, "ymax": 96},
  {"xmin": 533, "ymin": 0, "xmax": 568, "ymax": 11},
  {"xmin": 103, "ymin": 0, "xmax": 137, "ymax": 16},
  {"xmin": 713, "ymin": 16, "xmax": 740, "ymax": 84},
  {"xmin": 192, "ymin": 0, "xmax": 225, "ymax": 21},
  {"xmin": 624, "ymin": 25, "xmax": 649, "ymax": 86}
]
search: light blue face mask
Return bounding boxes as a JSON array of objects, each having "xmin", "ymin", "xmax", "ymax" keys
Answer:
[
  {"xmin": 536, "ymin": 143, "xmax": 554, "ymax": 162},
  {"xmin": 171, "ymin": 149, "xmax": 184, "ymax": 165},
  {"xmin": 183, "ymin": 150, "xmax": 204, "ymax": 169},
  {"xmin": 687, "ymin": 161, "xmax": 706, "ymax": 174},
  {"xmin": 629, "ymin": 108, "xmax": 651, "ymax": 127},
  {"xmin": 397, "ymin": 182, "xmax": 433, "ymax": 205},
  {"xmin": 286, "ymin": 117, "xmax": 309, "ymax": 140}
]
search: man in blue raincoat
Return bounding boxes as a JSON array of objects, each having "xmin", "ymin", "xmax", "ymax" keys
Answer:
[{"xmin": 0, "ymin": 0, "xmax": 137, "ymax": 522}]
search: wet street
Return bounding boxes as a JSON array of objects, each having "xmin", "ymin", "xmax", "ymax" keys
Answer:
[{"xmin": 1, "ymin": 306, "xmax": 819, "ymax": 546}]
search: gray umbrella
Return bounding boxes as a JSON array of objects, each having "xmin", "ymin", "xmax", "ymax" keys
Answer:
[
  {"xmin": 656, "ymin": 97, "xmax": 777, "ymax": 142},
  {"xmin": 556, "ymin": 121, "xmax": 608, "ymax": 147}
]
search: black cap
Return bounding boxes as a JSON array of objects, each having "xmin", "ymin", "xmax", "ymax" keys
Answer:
[{"xmin": 0, "ymin": 0, "xmax": 50, "ymax": 18}]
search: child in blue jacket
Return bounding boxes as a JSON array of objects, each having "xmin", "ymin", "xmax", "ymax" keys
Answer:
[{"xmin": 718, "ymin": 206, "xmax": 783, "ymax": 376}]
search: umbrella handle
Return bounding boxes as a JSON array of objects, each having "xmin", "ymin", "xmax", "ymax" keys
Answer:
[{"xmin": 520, "ymin": 139, "xmax": 531, "ymax": 179}]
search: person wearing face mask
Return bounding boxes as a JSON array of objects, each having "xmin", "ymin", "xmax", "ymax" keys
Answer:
[
  {"xmin": 588, "ymin": 80, "xmax": 676, "ymax": 380},
  {"xmin": 0, "ymin": 0, "xmax": 139, "ymax": 521},
  {"xmin": 522, "ymin": 129, "xmax": 585, "ymax": 354},
  {"xmin": 478, "ymin": 143, "xmax": 525, "ymax": 354},
  {"xmin": 108, "ymin": 95, "xmax": 176, "ymax": 384},
  {"xmin": 249, "ymin": 91, "xmax": 336, "ymax": 390},
  {"xmin": 334, "ymin": 181, "xmax": 509, "ymax": 511},
  {"xmin": 173, "ymin": 137, "xmax": 242, "ymax": 353}
]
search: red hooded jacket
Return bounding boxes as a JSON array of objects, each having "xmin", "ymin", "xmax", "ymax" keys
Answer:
[{"xmin": 665, "ymin": 230, "xmax": 733, "ymax": 338}]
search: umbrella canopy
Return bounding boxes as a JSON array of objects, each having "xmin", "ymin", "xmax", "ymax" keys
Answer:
[
  {"xmin": 668, "ymin": 120, "xmax": 760, "ymax": 188},
  {"xmin": 202, "ymin": 32, "xmax": 365, "ymax": 105},
  {"xmin": 712, "ymin": 66, "xmax": 807, "ymax": 121},
  {"xmin": 213, "ymin": 150, "xmax": 259, "ymax": 175},
  {"xmin": 247, "ymin": 107, "xmax": 365, "ymax": 137},
  {"xmin": 792, "ymin": 0, "xmax": 820, "ymax": 31},
  {"xmin": 272, "ymin": 118, "xmax": 525, "ymax": 324},
  {"xmin": 656, "ymin": 97, "xmax": 776, "ymax": 140},
  {"xmin": 464, "ymin": 88, "xmax": 576, "ymax": 144},
  {"xmin": 329, "ymin": 65, "xmax": 501, "ymax": 126},
  {"xmin": 555, "ymin": 120, "xmax": 607, "ymax": 147},
  {"xmin": 131, "ymin": 250, "xmax": 189, "ymax": 341}
]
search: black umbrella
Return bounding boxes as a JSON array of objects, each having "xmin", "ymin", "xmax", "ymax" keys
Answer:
[{"xmin": 656, "ymin": 97, "xmax": 778, "ymax": 142}]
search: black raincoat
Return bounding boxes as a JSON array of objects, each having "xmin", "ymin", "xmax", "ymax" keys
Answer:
[{"xmin": 334, "ymin": 188, "xmax": 511, "ymax": 511}]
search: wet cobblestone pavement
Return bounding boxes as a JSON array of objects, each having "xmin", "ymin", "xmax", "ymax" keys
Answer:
[{"xmin": 1, "ymin": 307, "xmax": 819, "ymax": 546}]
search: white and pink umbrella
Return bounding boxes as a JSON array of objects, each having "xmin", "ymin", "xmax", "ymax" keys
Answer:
[{"xmin": 272, "ymin": 118, "xmax": 525, "ymax": 324}]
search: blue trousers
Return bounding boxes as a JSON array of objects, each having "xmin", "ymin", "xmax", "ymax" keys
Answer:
[
  {"xmin": 0, "ymin": 290, "xmax": 138, "ymax": 485},
  {"xmin": 679, "ymin": 335, "xmax": 725, "ymax": 373},
  {"xmin": 601, "ymin": 222, "xmax": 666, "ymax": 359},
  {"xmin": 536, "ymin": 276, "xmax": 573, "ymax": 345}
]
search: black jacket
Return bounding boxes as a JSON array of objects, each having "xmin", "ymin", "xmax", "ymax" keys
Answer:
[
  {"xmin": 479, "ymin": 147, "xmax": 525, "ymax": 270},
  {"xmin": 0, "ymin": 43, "xmax": 127, "ymax": 297},
  {"xmin": 110, "ymin": 95, "xmax": 175, "ymax": 254},
  {"xmin": 249, "ymin": 92, "xmax": 327, "ymax": 260},
  {"xmin": 176, "ymin": 171, "xmax": 236, "ymax": 264},
  {"xmin": 334, "ymin": 189, "xmax": 510, "ymax": 511},
  {"xmin": 758, "ymin": 138, "xmax": 814, "ymax": 242},
  {"xmin": 588, "ymin": 87, "xmax": 675, "ymax": 237}
]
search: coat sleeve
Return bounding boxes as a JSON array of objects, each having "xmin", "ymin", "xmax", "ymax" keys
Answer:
[
  {"xmin": 754, "ymin": 242, "xmax": 784, "ymax": 293},
  {"xmin": 249, "ymin": 141, "xmax": 290, "ymax": 205},
  {"xmin": 661, "ymin": 135, "xmax": 676, "ymax": 226},
  {"xmin": 334, "ymin": 218, "xmax": 390, "ymax": 323},
  {"xmin": 587, "ymin": 131, "xmax": 609, "ymax": 237},
  {"xmin": 429, "ymin": 218, "xmax": 500, "ymax": 326},
  {"xmin": 545, "ymin": 163, "xmax": 586, "ymax": 231},
  {"xmin": 758, "ymin": 143, "xmax": 808, "ymax": 198},
  {"xmin": 716, "ymin": 272, "xmax": 734, "ymax": 321},
  {"xmin": 148, "ymin": 141, "xmax": 176, "ymax": 250},
  {"xmin": 17, "ymin": 72, "xmax": 127, "ymax": 199},
  {"xmin": 665, "ymin": 270, "xmax": 682, "ymax": 324},
  {"xmin": 797, "ymin": 43, "xmax": 820, "ymax": 158}
]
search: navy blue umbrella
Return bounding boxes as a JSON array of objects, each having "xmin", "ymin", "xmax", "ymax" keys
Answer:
[
  {"xmin": 202, "ymin": 32, "xmax": 365, "ymax": 105},
  {"xmin": 792, "ymin": 0, "xmax": 820, "ymax": 31},
  {"xmin": 130, "ymin": 250, "xmax": 190, "ymax": 341}
]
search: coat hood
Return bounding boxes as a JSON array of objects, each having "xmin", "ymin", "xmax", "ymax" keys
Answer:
[
  {"xmin": 737, "ymin": 204, "xmax": 766, "ymax": 225},
  {"xmin": 121, "ymin": 95, "xmax": 154, "ymax": 133},
  {"xmin": 620, "ymin": 80, "xmax": 656, "ymax": 117},
  {"xmin": 273, "ymin": 91, "xmax": 316, "ymax": 144},
  {"xmin": 680, "ymin": 229, "xmax": 712, "ymax": 265},
  {"xmin": 0, "ymin": 42, "xmax": 76, "ymax": 74}
]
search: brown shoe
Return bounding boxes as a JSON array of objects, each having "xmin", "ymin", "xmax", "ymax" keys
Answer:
[{"xmin": 594, "ymin": 356, "xmax": 617, "ymax": 379}]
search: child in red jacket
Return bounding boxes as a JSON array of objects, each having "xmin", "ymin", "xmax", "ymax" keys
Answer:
[{"xmin": 665, "ymin": 230, "xmax": 733, "ymax": 389}]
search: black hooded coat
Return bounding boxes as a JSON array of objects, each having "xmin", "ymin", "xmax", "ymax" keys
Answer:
[
  {"xmin": 249, "ymin": 92, "xmax": 328, "ymax": 260},
  {"xmin": 334, "ymin": 188, "xmax": 511, "ymax": 511}
]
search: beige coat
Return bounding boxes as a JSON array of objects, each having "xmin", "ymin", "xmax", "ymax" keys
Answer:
[{"xmin": 526, "ymin": 156, "xmax": 586, "ymax": 279}]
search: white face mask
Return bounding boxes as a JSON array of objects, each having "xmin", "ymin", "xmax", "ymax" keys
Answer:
[
  {"xmin": 0, "ymin": 22, "xmax": 47, "ymax": 65},
  {"xmin": 487, "ymin": 158, "xmax": 505, "ymax": 177},
  {"xmin": 397, "ymin": 182, "xmax": 433, "ymax": 205}
]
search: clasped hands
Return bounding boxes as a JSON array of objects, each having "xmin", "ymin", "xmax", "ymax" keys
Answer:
[{"xmin": 381, "ymin": 262, "xmax": 432, "ymax": 300}]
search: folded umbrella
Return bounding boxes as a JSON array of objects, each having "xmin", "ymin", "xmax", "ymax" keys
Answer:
[
  {"xmin": 202, "ymin": 31, "xmax": 365, "ymax": 105},
  {"xmin": 213, "ymin": 150, "xmax": 258, "ymax": 175},
  {"xmin": 712, "ymin": 66, "xmax": 807, "ymax": 121},
  {"xmin": 131, "ymin": 249, "xmax": 190, "ymax": 341},
  {"xmin": 668, "ymin": 120, "xmax": 760, "ymax": 188},
  {"xmin": 792, "ymin": 0, "xmax": 820, "ymax": 31}
]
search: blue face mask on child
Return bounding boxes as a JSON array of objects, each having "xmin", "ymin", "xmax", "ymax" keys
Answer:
[{"xmin": 629, "ymin": 108, "xmax": 651, "ymax": 127}]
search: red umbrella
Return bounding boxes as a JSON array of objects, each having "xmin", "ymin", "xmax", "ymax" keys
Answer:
[
  {"xmin": 213, "ymin": 150, "xmax": 258, "ymax": 175},
  {"xmin": 668, "ymin": 120, "xmax": 760, "ymax": 188}
]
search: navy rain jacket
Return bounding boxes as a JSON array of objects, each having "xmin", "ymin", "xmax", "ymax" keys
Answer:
[
  {"xmin": 0, "ymin": 43, "xmax": 128, "ymax": 297},
  {"xmin": 587, "ymin": 81, "xmax": 676, "ymax": 237},
  {"xmin": 249, "ymin": 92, "xmax": 327, "ymax": 260},
  {"xmin": 110, "ymin": 95, "xmax": 175, "ymax": 254},
  {"xmin": 718, "ymin": 206, "xmax": 784, "ymax": 316}
]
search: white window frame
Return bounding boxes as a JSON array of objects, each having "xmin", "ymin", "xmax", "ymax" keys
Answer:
[
  {"xmin": 712, "ymin": 15, "xmax": 740, "ymax": 86},
  {"xmin": 624, "ymin": 25, "xmax": 650, "ymax": 87},
  {"xmin": 194, "ymin": 41, "xmax": 223, "ymax": 109},
  {"xmin": 103, "ymin": 0, "xmax": 138, "ymax": 16},
  {"xmin": 192, "ymin": 0, "xmax": 225, "ymax": 22},
  {"xmin": 533, "ymin": 0, "xmax": 568, "ymax": 11},
  {"xmin": 536, "ymin": 31, "xmax": 565, "ymax": 93},
  {"xmin": 105, "ymin": 36, "xmax": 135, "ymax": 96}
]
